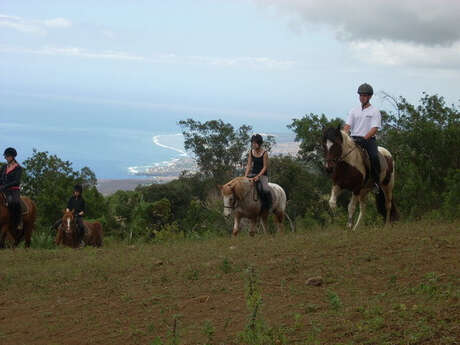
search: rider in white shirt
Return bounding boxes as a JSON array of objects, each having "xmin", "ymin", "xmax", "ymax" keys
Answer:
[{"xmin": 343, "ymin": 83, "xmax": 381, "ymax": 189}]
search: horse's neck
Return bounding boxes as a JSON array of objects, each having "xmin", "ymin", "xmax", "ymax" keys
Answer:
[{"xmin": 341, "ymin": 134, "xmax": 366, "ymax": 174}]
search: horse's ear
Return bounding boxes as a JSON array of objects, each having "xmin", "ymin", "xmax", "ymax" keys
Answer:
[{"xmin": 337, "ymin": 123, "xmax": 341, "ymax": 131}]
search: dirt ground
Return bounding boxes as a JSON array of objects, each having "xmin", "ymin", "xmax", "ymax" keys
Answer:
[{"xmin": 1, "ymin": 221, "xmax": 459, "ymax": 345}]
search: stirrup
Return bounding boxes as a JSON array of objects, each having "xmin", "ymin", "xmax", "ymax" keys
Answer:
[{"xmin": 372, "ymin": 183, "xmax": 380, "ymax": 194}]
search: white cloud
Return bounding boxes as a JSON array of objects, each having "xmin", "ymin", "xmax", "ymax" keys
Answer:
[
  {"xmin": 350, "ymin": 40, "xmax": 460, "ymax": 69},
  {"xmin": 0, "ymin": 46, "xmax": 145, "ymax": 61},
  {"xmin": 253, "ymin": 0, "xmax": 460, "ymax": 45},
  {"xmin": 0, "ymin": 14, "xmax": 72, "ymax": 34},
  {"xmin": 43, "ymin": 17, "xmax": 72, "ymax": 28},
  {"xmin": 0, "ymin": 45, "xmax": 294, "ymax": 69},
  {"xmin": 253, "ymin": 0, "xmax": 460, "ymax": 69},
  {"xmin": 0, "ymin": 14, "xmax": 45, "ymax": 34}
]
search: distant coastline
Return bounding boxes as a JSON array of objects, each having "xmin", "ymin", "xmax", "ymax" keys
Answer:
[{"xmin": 98, "ymin": 135, "xmax": 299, "ymax": 195}]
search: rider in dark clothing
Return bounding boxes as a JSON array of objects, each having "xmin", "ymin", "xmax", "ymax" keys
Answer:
[
  {"xmin": 0, "ymin": 148, "xmax": 23, "ymax": 230},
  {"xmin": 54, "ymin": 185, "xmax": 86, "ymax": 242},
  {"xmin": 244, "ymin": 134, "xmax": 272, "ymax": 212}
]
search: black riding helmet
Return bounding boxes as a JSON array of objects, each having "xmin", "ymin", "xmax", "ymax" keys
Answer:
[
  {"xmin": 251, "ymin": 134, "xmax": 263, "ymax": 145},
  {"xmin": 3, "ymin": 147, "xmax": 17, "ymax": 158},
  {"xmin": 74, "ymin": 184, "xmax": 83, "ymax": 194},
  {"xmin": 357, "ymin": 83, "xmax": 374, "ymax": 95}
]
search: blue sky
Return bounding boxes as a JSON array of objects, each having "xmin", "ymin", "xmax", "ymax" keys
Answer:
[{"xmin": 1, "ymin": 0, "xmax": 459, "ymax": 132}]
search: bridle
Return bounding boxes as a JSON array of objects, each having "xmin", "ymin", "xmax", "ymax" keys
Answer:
[
  {"xmin": 325, "ymin": 141, "xmax": 358, "ymax": 167},
  {"xmin": 223, "ymin": 181, "xmax": 253, "ymax": 210},
  {"xmin": 223, "ymin": 194, "xmax": 238, "ymax": 210},
  {"xmin": 62, "ymin": 214, "xmax": 76, "ymax": 233}
]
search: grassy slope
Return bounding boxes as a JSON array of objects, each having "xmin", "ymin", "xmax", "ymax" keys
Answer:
[{"xmin": 0, "ymin": 221, "xmax": 459, "ymax": 345}]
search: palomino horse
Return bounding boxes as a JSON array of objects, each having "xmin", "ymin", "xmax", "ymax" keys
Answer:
[
  {"xmin": 322, "ymin": 127, "xmax": 399, "ymax": 230},
  {"xmin": 56, "ymin": 210, "xmax": 103, "ymax": 248},
  {"xmin": 220, "ymin": 176, "xmax": 289, "ymax": 236},
  {"xmin": 0, "ymin": 193, "xmax": 37, "ymax": 248}
]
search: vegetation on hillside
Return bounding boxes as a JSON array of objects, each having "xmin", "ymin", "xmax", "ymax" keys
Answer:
[{"xmin": 5, "ymin": 93, "xmax": 458, "ymax": 244}]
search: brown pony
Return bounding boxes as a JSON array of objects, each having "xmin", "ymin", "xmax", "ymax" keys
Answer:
[
  {"xmin": 322, "ymin": 127, "xmax": 399, "ymax": 230},
  {"xmin": 56, "ymin": 210, "xmax": 103, "ymax": 248},
  {"xmin": 0, "ymin": 193, "xmax": 37, "ymax": 248}
]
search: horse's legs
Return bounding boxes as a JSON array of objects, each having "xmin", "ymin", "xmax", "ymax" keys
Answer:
[
  {"xmin": 260, "ymin": 213, "xmax": 269, "ymax": 234},
  {"xmin": 353, "ymin": 193, "xmax": 368, "ymax": 231},
  {"xmin": 274, "ymin": 209, "xmax": 284, "ymax": 233},
  {"xmin": 347, "ymin": 194, "xmax": 359, "ymax": 229},
  {"xmin": 382, "ymin": 184, "xmax": 393, "ymax": 227},
  {"xmin": 0, "ymin": 224, "xmax": 7, "ymax": 249},
  {"xmin": 232, "ymin": 214, "xmax": 241, "ymax": 236},
  {"xmin": 329, "ymin": 184, "xmax": 342, "ymax": 213},
  {"xmin": 249, "ymin": 218, "xmax": 258, "ymax": 237},
  {"xmin": 23, "ymin": 220, "xmax": 33, "ymax": 248}
]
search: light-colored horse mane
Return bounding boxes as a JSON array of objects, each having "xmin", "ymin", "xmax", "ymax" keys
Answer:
[
  {"xmin": 222, "ymin": 176, "xmax": 251, "ymax": 200},
  {"xmin": 338, "ymin": 130, "xmax": 367, "ymax": 176}
]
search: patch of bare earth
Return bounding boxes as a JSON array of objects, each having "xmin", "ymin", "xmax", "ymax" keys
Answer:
[{"xmin": 0, "ymin": 221, "xmax": 459, "ymax": 344}]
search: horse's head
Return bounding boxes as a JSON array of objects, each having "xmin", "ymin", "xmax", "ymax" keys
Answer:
[
  {"xmin": 322, "ymin": 126, "xmax": 344, "ymax": 173},
  {"xmin": 61, "ymin": 210, "xmax": 76, "ymax": 234},
  {"xmin": 219, "ymin": 183, "xmax": 236, "ymax": 217}
]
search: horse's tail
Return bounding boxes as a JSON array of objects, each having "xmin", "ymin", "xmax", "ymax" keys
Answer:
[
  {"xmin": 285, "ymin": 212, "xmax": 295, "ymax": 232},
  {"xmin": 375, "ymin": 187, "xmax": 400, "ymax": 222},
  {"xmin": 390, "ymin": 199, "xmax": 400, "ymax": 222}
]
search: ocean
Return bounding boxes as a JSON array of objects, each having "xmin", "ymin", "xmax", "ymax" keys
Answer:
[{"xmin": 1, "ymin": 95, "xmax": 293, "ymax": 179}]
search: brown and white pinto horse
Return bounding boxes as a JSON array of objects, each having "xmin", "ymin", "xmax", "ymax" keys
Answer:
[
  {"xmin": 0, "ymin": 194, "xmax": 36, "ymax": 248},
  {"xmin": 322, "ymin": 127, "xmax": 399, "ymax": 230},
  {"xmin": 56, "ymin": 210, "xmax": 103, "ymax": 248},
  {"xmin": 220, "ymin": 177, "xmax": 289, "ymax": 236}
]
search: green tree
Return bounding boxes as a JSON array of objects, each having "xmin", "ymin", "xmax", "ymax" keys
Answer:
[
  {"xmin": 288, "ymin": 114, "xmax": 344, "ymax": 171},
  {"xmin": 179, "ymin": 119, "xmax": 253, "ymax": 182},
  {"xmin": 21, "ymin": 150, "xmax": 101, "ymax": 229},
  {"xmin": 379, "ymin": 93, "xmax": 460, "ymax": 217}
]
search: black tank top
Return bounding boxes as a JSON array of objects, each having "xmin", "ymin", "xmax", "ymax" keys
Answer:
[{"xmin": 251, "ymin": 150, "xmax": 267, "ymax": 176}]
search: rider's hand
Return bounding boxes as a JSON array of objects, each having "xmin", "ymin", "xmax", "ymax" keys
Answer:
[{"xmin": 253, "ymin": 176, "xmax": 260, "ymax": 182}]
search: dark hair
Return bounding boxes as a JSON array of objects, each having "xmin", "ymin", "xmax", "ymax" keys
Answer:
[
  {"xmin": 251, "ymin": 134, "xmax": 263, "ymax": 145},
  {"xmin": 74, "ymin": 184, "xmax": 83, "ymax": 193}
]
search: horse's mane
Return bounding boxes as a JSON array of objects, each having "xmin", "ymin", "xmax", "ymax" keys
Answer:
[
  {"xmin": 339, "ymin": 130, "xmax": 357, "ymax": 151},
  {"xmin": 225, "ymin": 176, "xmax": 248, "ymax": 187},
  {"xmin": 224, "ymin": 176, "xmax": 251, "ymax": 200}
]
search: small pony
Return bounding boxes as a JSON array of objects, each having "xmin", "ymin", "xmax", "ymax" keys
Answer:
[
  {"xmin": 56, "ymin": 210, "xmax": 103, "ymax": 248},
  {"xmin": 322, "ymin": 127, "xmax": 399, "ymax": 230},
  {"xmin": 219, "ymin": 176, "xmax": 292, "ymax": 236}
]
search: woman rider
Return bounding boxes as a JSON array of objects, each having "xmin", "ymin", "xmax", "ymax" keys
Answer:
[
  {"xmin": 0, "ymin": 148, "xmax": 23, "ymax": 230},
  {"xmin": 244, "ymin": 134, "xmax": 272, "ymax": 212}
]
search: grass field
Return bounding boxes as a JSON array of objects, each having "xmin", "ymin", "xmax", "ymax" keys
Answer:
[{"xmin": 1, "ymin": 221, "xmax": 459, "ymax": 345}]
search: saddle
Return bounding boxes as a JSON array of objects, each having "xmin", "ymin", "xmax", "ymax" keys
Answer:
[
  {"xmin": 249, "ymin": 178, "xmax": 275, "ymax": 211},
  {"xmin": 356, "ymin": 146, "xmax": 372, "ymax": 183},
  {"xmin": 1, "ymin": 193, "xmax": 29, "ymax": 216},
  {"xmin": 354, "ymin": 143, "xmax": 389, "ymax": 186}
]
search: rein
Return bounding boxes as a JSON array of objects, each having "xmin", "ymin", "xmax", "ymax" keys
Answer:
[{"xmin": 327, "ymin": 142, "xmax": 359, "ymax": 166}]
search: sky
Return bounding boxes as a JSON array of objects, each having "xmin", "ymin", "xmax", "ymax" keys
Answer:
[{"xmin": 1, "ymin": 0, "xmax": 460, "ymax": 132}]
